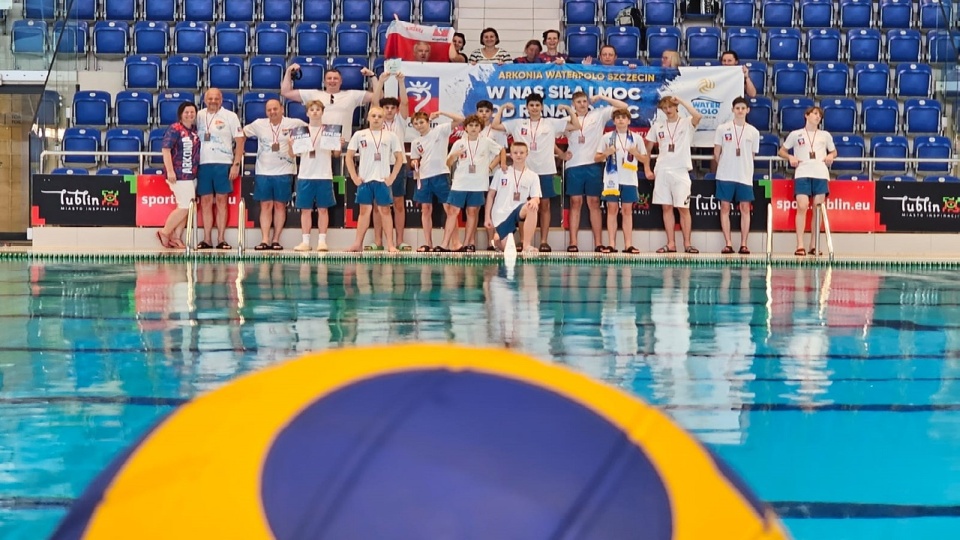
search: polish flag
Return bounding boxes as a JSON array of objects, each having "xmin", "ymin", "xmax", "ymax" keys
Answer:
[{"xmin": 384, "ymin": 19, "xmax": 453, "ymax": 62}]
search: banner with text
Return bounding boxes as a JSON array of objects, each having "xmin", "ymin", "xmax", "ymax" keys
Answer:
[
  {"xmin": 874, "ymin": 181, "xmax": 960, "ymax": 232},
  {"xmin": 771, "ymin": 180, "xmax": 877, "ymax": 232},
  {"xmin": 32, "ymin": 174, "xmax": 137, "ymax": 226},
  {"xmin": 136, "ymin": 174, "xmax": 250, "ymax": 228}
]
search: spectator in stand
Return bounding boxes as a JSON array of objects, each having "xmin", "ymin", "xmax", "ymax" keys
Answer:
[
  {"xmin": 157, "ymin": 102, "xmax": 200, "ymax": 250},
  {"xmin": 413, "ymin": 41, "xmax": 432, "ymax": 62},
  {"xmin": 539, "ymin": 30, "xmax": 567, "ymax": 64},
  {"xmin": 583, "ymin": 45, "xmax": 636, "ymax": 69},
  {"xmin": 514, "ymin": 40, "xmax": 543, "ymax": 64},
  {"xmin": 661, "ymin": 50, "xmax": 681, "ymax": 68},
  {"xmin": 469, "ymin": 28, "xmax": 512, "ymax": 64},
  {"xmin": 721, "ymin": 50, "xmax": 758, "ymax": 98},
  {"xmin": 450, "ymin": 32, "xmax": 468, "ymax": 63}
]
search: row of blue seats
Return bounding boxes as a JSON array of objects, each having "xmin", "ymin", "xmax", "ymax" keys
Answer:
[
  {"xmin": 746, "ymin": 96, "xmax": 942, "ymax": 135},
  {"xmin": 565, "ymin": 0, "xmax": 954, "ymax": 31},
  {"xmin": 566, "ymin": 24, "xmax": 960, "ymax": 64},
  {"xmin": 26, "ymin": 0, "xmax": 454, "ymax": 25}
]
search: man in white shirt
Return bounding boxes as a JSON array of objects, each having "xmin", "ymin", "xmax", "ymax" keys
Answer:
[
  {"xmin": 409, "ymin": 110, "xmax": 461, "ymax": 251},
  {"xmin": 280, "ymin": 64, "xmax": 381, "ymax": 142},
  {"xmin": 645, "ymin": 96, "xmax": 703, "ymax": 254},
  {"xmin": 714, "ymin": 97, "xmax": 761, "ymax": 255},
  {"xmin": 345, "ymin": 107, "xmax": 406, "ymax": 253},
  {"xmin": 485, "ymin": 141, "xmax": 542, "ymax": 253},
  {"xmin": 243, "ymin": 98, "xmax": 307, "ymax": 251},
  {"xmin": 492, "ymin": 93, "xmax": 579, "ymax": 252},
  {"xmin": 778, "ymin": 106, "xmax": 837, "ymax": 256},
  {"xmin": 196, "ymin": 88, "xmax": 244, "ymax": 250},
  {"xmin": 561, "ymin": 90, "xmax": 629, "ymax": 252}
]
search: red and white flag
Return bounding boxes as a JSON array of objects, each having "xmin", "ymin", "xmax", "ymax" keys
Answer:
[{"xmin": 384, "ymin": 19, "xmax": 453, "ymax": 62}]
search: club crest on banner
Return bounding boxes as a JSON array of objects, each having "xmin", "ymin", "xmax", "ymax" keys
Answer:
[{"xmin": 406, "ymin": 78, "xmax": 440, "ymax": 116}]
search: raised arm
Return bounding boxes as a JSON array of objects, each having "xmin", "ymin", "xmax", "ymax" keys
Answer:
[
  {"xmin": 362, "ymin": 67, "xmax": 379, "ymax": 105},
  {"xmin": 591, "ymin": 94, "xmax": 629, "ymax": 111},
  {"xmin": 490, "ymin": 103, "xmax": 513, "ymax": 131},
  {"xmin": 431, "ymin": 110, "xmax": 465, "ymax": 125},
  {"xmin": 281, "ymin": 63, "xmax": 303, "ymax": 102},
  {"xmin": 674, "ymin": 97, "xmax": 703, "ymax": 128},
  {"xmin": 558, "ymin": 104, "xmax": 580, "ymax": 131},
  {"xmin": 397, "ymin": 72, "xmax": 409, "ymax": 115}
]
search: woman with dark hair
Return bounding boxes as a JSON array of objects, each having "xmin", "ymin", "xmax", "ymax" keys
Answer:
[
  {"xmin": 514, "ymin": 40, "xmax": 543, "ymax": 64},
  {"xmin": 539, "ymin": 29, "xmax": 567, "ymax": 64},
  {"xmin": 468, "ymin": 27, "xmax": 512, "ymax": 64},
  {"xmin": 157, "ymin": 101, "xmax": 200, "ymax": 249},
  {"xmin": 449, "ymin": 32, "xmax": 468, "ymax": 63}
]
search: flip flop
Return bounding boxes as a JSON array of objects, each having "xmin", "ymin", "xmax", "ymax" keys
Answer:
[
  {"xmin": 538, "ymin": 243, "xmax": 552, "ymax": 252},
  {"xmin": 254, "ymin": 243, "xmax": 270, "ymax": 251},
  {"xmin": 432, "ymin": 246, "xmax": 450, "ymax": 252},
  {"xmin": 363, "ymin": 244, "xmax": 384, "ymax": 251},
  {"xmin": 196, "ymin": 241, "xmax": 213, "ymax": 250},
  {"xmin": 721, "ymin": 245, "xmax": 735, "ymax": 254},
  {"xmin": 738, "ymin": 246, "xmax": 751, "ymax": 254},
  {"xmin": 416, "ymin": 245, "xmax": 431, "ymax": 252},
  {"xmin": 623, "ymin": 246, "xmax": 640, "ymax": 254},
  {"xmin": 463, "ymin": 245, "xmax": 476, "ymax": 252},
  {"xmin": 794, "ymin": 248, "xmax": 807, "ymax": 256},
  {"xmin": 271, "ymin": 242, "xmax": 283, "ymax": 250},
  {"xmin": 808, "ymin": 247, "xmax": 822, "ymax": 256},
  {"xmin": 216, "ymin": 242, "xmax": 231, "ymax": 250},
  {"xmin": 398, "ymin": 243, "xmax": 413, "ymax": 252},
  {"xmin": 655, "ymin": 245, "xmax": 677, "ymax": 254},
  {"xmin": 567, "ymin": 245, "xmax": 579, "ymax": 253},
  {"xmin": 594, "ymin": 245, "xmax": 606, "ymax": 253},
  {"xmin": 684, "ymin": 246, "xmax": 700, "ymax": 254}
]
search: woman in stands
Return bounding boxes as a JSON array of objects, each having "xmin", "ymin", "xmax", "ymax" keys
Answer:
[
  {"xmin": 662, "ymin": 50, "xmax": 682, "ymax": 68},
  {"xmin": 450, "ymin": 32, "xmax": 468, "ymax": 63},
  {"xmin": 468, "ymin": 27, "xmax": 512, "ymax": 64},
  {"xmin": 157, "ymin": 102, "xmax": 200, "ymax": 249},
  {"xmin": 539, "ymin": 30, "xmax": 567, "ymax": 64},
  {"xmin": 514, "ymin": 40, "xmax": 543, "ymax": 64}
]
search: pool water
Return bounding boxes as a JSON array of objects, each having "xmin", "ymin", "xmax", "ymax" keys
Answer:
[{"xmin": 1, "ymin": 260, "xmax": 958, "ymax": 539}]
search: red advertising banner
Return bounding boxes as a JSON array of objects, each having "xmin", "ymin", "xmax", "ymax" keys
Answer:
[
  {"xmin": 135, "ymin": 174, "xmax": 252, "ymax": 227},
  {"xmin": 771, "ymin": 180, "xmax": 877, "ymax": 232}
]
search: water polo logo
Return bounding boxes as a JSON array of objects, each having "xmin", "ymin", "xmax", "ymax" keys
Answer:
[
  {"xmin": 698, "ymin": 78, "xmax": 716, "ymax": 94},
  {"xmin": 406, "ymin": 77, "xmax": 440, "ymax": 115}
]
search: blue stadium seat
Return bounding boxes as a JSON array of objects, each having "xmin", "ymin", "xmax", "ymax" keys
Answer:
[
  {"xmin": 223, "ymin": 0, "xmax": 256, "ymax": 22},
  {"xmin": 262, "ymin": 0, "xmax": 295, "ymax": 22},
  {"xmin": 721, "ymin": 0, "xmax": 754, "ymax": 27},
  {"xmin": 919, "ymin": 0, "xmax": 952, "ymax": 30},
  {"xmin": 207, "ymin": 55, "xmax": 244, "ymax": 92},
  {"xmin": 746, "ymin": 96, "xmax": 773, "ymax": 131},
  {"xmin": 242, "ymin": 92, "xmax": 280, "ymax": 124},
  {"xmin": 53, "ymin": 20, "xmax": 88, "ymax": 55},
  {"xmin": 104, "ymin": 0, "xmax": 136, "ymax": 20},
  {"xmin": 644, "ymin": 0, "xmax": 677, "ymax": 26},
  {"xmin": 148, "ymin": 127, "xmax": 166, "ymax": 165},
  {"xmin": 836, "ymin": 174, "xmax": 871, "ymax": 181},
  {"xmin": 772, "ymin": 62, "xmax": 808, "ymax": 96},
  {"xmin": 755, "ymin": 134, "xmax": 779, "ymax": 172},
  {"xmin": 897, "ymin": 63, "xmax": 933, "ymax": 97},
  {"xmin": 833, "ymin": 135, "xmax": 865, "ymax": 172},
  {"xmin": 861, "ymin": 98, "xmax": 899, "ymax": 133},
  {"xmin": 744, "ymin": 62, "xmax": 766, "ymax": 95},
  {"xmin": 888, "ymin": 30, "xmax": 922, "ymax": 63},
  {"xmin": 646, "ymin": 26, "xmax": 681, "ymax": 60},
  {"xmin": 871, "ymin": 135, "xmax": 909, "ymax": 172},
  {"xmin": 166, "ymin": 55, "xmax": 203, "ymax": 90},
  {"xmin": 685, "ymin": 26, "xmax": 721, "ymax": 60},
  {"xmin": 924, "ymin": 175, "xmax": 960, "ymax": 183},
  {"xmin": 242, "ymin": 138, "xmax": 258, "ymax": 165},
  {"xmin": 65, "ymin": 0, "xmax": 97, "ymax": 20},
  {"xmin": 298, "ymin": 22, "xmax": 331, "ymax": 57},
  {"xmin": 926, "ymin": 30, "xmax": 960, "ymax": 63},
  {"xmin": 248, "ymin": 55, "xmax": 285, "ymax": 90},
  {"xmin": 847, "ymin": 29, "xmax": 882, "ymax": 63},
  {"xmin": 566, "ymin": 25, "xmax": 602, "ymax": 59},
  {"xmin": 156, "ymin": 91, "xmax": 195, "ymax": 125},
  {"xmin": 878, "ymin": 175, "xmax": 917, "ymax": 182},
  {"xmin": 820, "ymin": 98, "xmax": 856, "ymax": 133},
  {"xmin": 301, "ymin": 0, "xmax": 335, "ymax": 23},
  {"xmin": 182, "ymin": 0, "xmax": 215, "ymax": 22},
  {"xmin": 760, "ymin": 0, "xmax": 794, "ymax": 28},
  {"xmin": 879, "ymin": 0, "xmax": 913, "ymax": 29},
  {"xmin": 255, "ymin": 22, "xmax": 291, "ymax": 56},
  {"xmin": 767, "ymin": 28, "xmax": 801, "ymax": 62},
  {"xmin": 381, "ymin": 0, "xmax": 413, "ymax": 22},
  {"xmin": 73, "ymin": 91, "xmax": 111, "ymax": 127},
  {"xmin": 905, "ymin": 98, "xmax": 942, "ymax": 134},
  {"xmin": 726, "ymin": 27, "xmax": 761, "ymax": 61},
  {"xmin": 813, "ymin": 63, "xmax": 848, "ymax": 96},
  {"xmin": 125, "ymin": 55, "xmax": 161, "ymax": 91},
  {"xmin": 778, "ymin": 97, "xmax": 814, "ymax": 131},
  {"xmin": 143, "ymin": 0, "xmax": 176, "ymax": 22},
  {"xmin": 341, "ymin": 0, "xmax": 374, "ymax": 23},
  {"xmin": 914, "ymin": 136, "xmax": 952, "ymax": 173},
  {"xmin": 608, "ymin": 26, "xmax": 641, "ymax": 58},
  {"xmin": 286, "ymin": 100, "xmax": 308, "ymax": 122},
  {"xmin": 615, "ymin": 57, "xmax": 642, "ymax": 67},
  {"xmin": 839, "ymin": 0, "xmax": 872, "ymax": 29},
  {"xmin": 133, "ymin": 21, "xmax": 169, "ymax": 56},
  {"xmin": 807, "ymin": 28, "xmax": 841, "ymax": 62},
  {"xmin": 331, "ymin": 56, "xmax": 368, "ymax": 90},
  {"xmin": 12, "ymin": 20, "xmax": 48, "ymax": 58},
  {"xmin": 214, "ymin": 22, "xmax": 249, "ymax": 56},
  {"xmin": 799, "ymin": 0, "xmax": 833, "ymax": 28},
  {"xmin": 115, "ymin": 90, "xmax": 153, "ymax": 127},
  {"xmin": 174, "ymin": 21, "xmax": 209, "ymax": 55},
  {"xmin": 51, "ymin": 168, "xmax": 90, "ymax": 174},
  {"xmin": 93, "ymin": 20, "xmax": 128, "ymax": 58},
  {"xmin": 336, "ymin": 22, "xmax": 372, "ymax": 57},
  {"xmin": 104, "ymin": 127, "xmax": 143, "ymax": 166},
  {"xmin": 420, "ymin": 0, "xmax": 454, "ymax": 24},
  {"xmin": 854, "ymin": 63, "xmax": 890, "ymax": 97},
  {"xmin": 376, "ymin": 21, "xmax": 391, "ymax": 56},
  {"xmin": 604, "ymin": 1, "xmax": 633, "ymax": 25},
  {"xmin": 372, "ymin": 55, "xmax": 387, "ymax": 75},
  {"xmin": 290, "ymin": 55, "xmax": 325, "ymax": 90},
  {"xmin": 62, "ymin": 127, "xmax": 101, "ymax": 166},
  {"xmin": 565, "ymin": 0, "xmax": 596, "ymax": 25},
  {"xmin": 24, "ymin": 0, "xmax": 56, "ymax": 20},
  {"xmin": 96, "ymin": 167, "xmax": 135, "ymax": 175},
  {"xmin": 37, "ymin": 90, "xmax": 62, "ymax": 126}
]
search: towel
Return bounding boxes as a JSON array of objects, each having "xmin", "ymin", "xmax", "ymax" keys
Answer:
[{"xmin": 602, "ymin": 131, "xmax": 639, "ymax": 197}]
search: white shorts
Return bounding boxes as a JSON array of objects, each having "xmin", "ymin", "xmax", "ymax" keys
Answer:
[
  {"xmin": 171, "ymin": 180, "xmax": 196, "ymax": 209},
  {"xmin": 652, "ymin": 168, "xmax": 691, "ymax": 208}
]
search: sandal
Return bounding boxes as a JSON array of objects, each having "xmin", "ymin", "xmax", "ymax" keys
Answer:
[
  {"xmin": 216, "ymin": 242, "xmax": 231, "ymax": 250},
  {"xmin": 623, "ymin": 246, "xmax": 640, "ymax": 254},
  {"xmin": 684, "ymin": 246, "xmax": 700, "ymax": 254},
  {"xmin": 808, "ymin": 247, "xmax": 821, "ymax": 256},
  {"xmin": 254, "ymin": 242, "xmax": 270, "ymax": 251},
  {"xmin": 363, "ymin": 244, "xmax": 384, "ymax": 251},
  {"xmin": 594, "ymin": 245, "xmax": 605, "ymax": 253},
  {"xmin": 567, "ymin": 245, "xmax": 579, "ymax": 253},
  {"xmin": 599, "ymin": 245, "xmax": 615, "ymax": 254},
  {"xmin": 398, "ymin": 243, "xmax": 413, "ymax": 252},
  {"xmin": 538, "ymin": 243, "xmax": 552, "ymax": 252},
  {"xmin": 721, "ymin": 245, "xmax": 735, "ymax": 254},
  {"xmin": 156, "ymin": 231, "xmax": 172, "ymax": 248},
  {"xmin": 416, "ymin": 245, "xmax": 431, "ymax": 252},
  {"xmin": 431, "ymin": 246, "xmax": 450, "ymax": 252},
  {"xmin": 738, "ymin": 246, "xmax": 751, "ymax": 255},
  {"xmin": 196, "ymin": 241, "xmax": 213, "ymax": 250},
  {"xmin": 270, "ymin": 242, "xmax": 283, "ymax": 250},
  {"xmin": 655, "ymin": 245, "xmax": 677, "ymax": 254},
  {"xmin": 794, "ymin": 248, "xmax": 807, "ymax": 256},
  {"xmin": 464, "ymin": 244, "xmax": 476, "ymax": 252}
]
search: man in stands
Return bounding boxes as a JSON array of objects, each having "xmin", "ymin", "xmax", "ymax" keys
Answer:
[
  {"xmin": 583, "ymin": 45, "xmax": 636, "ymax": 69},
  {"xmin": 413, "ymin": 41, "xmax": 432, "ymax": 62},
  {"xmin": 196, "ymin": 88, "xmax": 244, "ymax": 250},
  {"xmin": 281, "ymin": 65, "xmax": 382, "ymax": 142}
]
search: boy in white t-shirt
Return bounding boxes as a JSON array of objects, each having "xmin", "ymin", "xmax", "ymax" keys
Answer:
[
  {"xmin": 371, "ymin": 77, "xmax": 412, "ymax": 251},
  {"xmin": 714, "ymin": 97, "xmax": 761, "ymax": 255},
  {"xmin": 242, "ymin": 98, "xmax": 307, "ymax": 251},
  {"xmin": 778, "ymin": 106, "xmax": 837, "ymax": 256},
  {"xmin": 288, "ymin": 100, "xmax": 341, "ymax": 253},
  {"xmin": 644, "ymin": 96, "xmax": 703, "ymax": 254},
  {"xmin": 345, "ymin": 107, "xmax": 406, "ymax": 253},
  {"xmin": 594, "ymin": 108, "xmax": 652, "ymax": 254},
  {"xmin": 409, "ymin": 110, "xmax": 461, "ymax": 252},
  {"xmin": 485, "ymin": 141, "xmax": 543, "ymax": 253},
  {"xmin": 474, "ymin": 100, "xmax": 508, "ymax": 250},
  {"xmin": 439, "ymin": 114, "xmax": 506, "ymax": 252}
]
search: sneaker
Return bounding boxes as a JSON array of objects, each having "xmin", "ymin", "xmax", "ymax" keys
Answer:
[
  {"xmin": 293, "ymin": 242, "xmax": 311, "ymax": 252},
  {"xmin": 316, "ymin": 242, "xmax": 329, "ymax": 252}
]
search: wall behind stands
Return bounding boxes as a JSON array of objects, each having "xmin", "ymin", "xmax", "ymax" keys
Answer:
[
  {"xmin": 457, "ymin": 0, "xmax": 563, "ymax": 57},
  {"xmin": 0, "ymin": 90, "xmax": 34, "ymax": 235}
]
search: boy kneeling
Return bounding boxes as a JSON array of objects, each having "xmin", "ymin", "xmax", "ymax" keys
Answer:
[{"xmin": 484, "ymin": 142, "xmax": 541, "ymax": 253}]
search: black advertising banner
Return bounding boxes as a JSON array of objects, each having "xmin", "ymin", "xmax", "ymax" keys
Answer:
[
  {"xmin": 32, "ymin": 174, "xmax": 136, "ymax": 226},
  {"xmin": 242, "ymin": 176, "xmax": 346, "ymax": 229},
  {"xmin": 875, "ymin": 181, "xmax": 960, "ymax": 232}
]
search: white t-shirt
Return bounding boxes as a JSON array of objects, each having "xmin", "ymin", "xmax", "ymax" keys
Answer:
[
  {"xmin": 488, "ymin": 165, "xmax": 542, "ymax": 224},
  {"xmin": 296, "ymin": 125, "xmax": 334, "ymax": 180},
  {"xmin": 196, "ymin": 107, "xmax": 243, "ymax": 165},
  {"xmin": 502, "ymin": 117, "xmax": 568, "ymax": 175},
  {"xmin": 347, "ymin": 128, "xmax": 403, "ymax": 182},
  {"xmin": 566, "ymin": 106, "xmax": 615, "ymax": 168},
  {"xmin": 479, "ymin": 125, "xmax": 508, "ymax": 148},
  {"xmin": 299, "ymin": 89, "xmax": 367, "ymax": 140},
  {"xmin": 714, "ymin": 120, "xmax": 761, "ymax": 186},
  {"xmin": 783, "ymin": 128, "xmax": 836, "ymax": 180},
  {"xmin": 596, "ymin": 130, "xmax": 647, "ymax": 187},
  {"xmin": 382, "ymin": 113, "xmax": 408, "ymax": 157},
  {"xmin": 410, "ymin": 123, "xmax": 452, "ymax": 179},
  {"xmin": 243, "ymin": 117, "xmax": 306, "ymax": 176},
  {"xmin": 450, "ymin": 135, "xmax": 503, "ymax": 192},
  {"xmin": 645, "ymin": 116, "xmax": 695, "ymax": 172}
]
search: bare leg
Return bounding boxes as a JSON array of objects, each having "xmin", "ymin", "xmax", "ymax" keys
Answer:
[
  {"xmin": 215, "ymin": 193, "xmax": 229, "ymax": 244},
  {"xmin": 621, "ymin": 204, "xmax": 633, "ymax": 248},
  {"xmin": 348, "ymin": 205, "xmax": 374, "ymax": 251},
  {"xmin": 538, "ymin": 198, "xmax": 551, "ymax": 247},
  {"xmin": 259, "ymin": 201, "xmax": 273, "ymax": 244},
  {"xmin": 372, "ymin": 204, "xmax": 383, "ymax": 246},
  {"xmin": 569, "ymin": 195, "xmax": 583, "ymax": 247},
  {"xmin": 586, "ymin": 196, "xmax": 602, "ymax": 248},
  {"xmin": 795, "ymin": 195, "xmax": 810, "ymax": 250},
  {"xmin": 393, "ymin": 196, "xmax": 406, "ymax": 247},
  {"xmin": 719, "ymin": 201, "xmax": 733, "ymax": 247},
  {"xmin": 464, "ymin": 206, "xmax": 480, "ymax": 246},
  {"xmin": 606, "ymin": 201, "xmax": 620, "ymax": 249},
  {"xmin": 200, "ymin": 195, "xmax": 215, "ymax": 245},
  {"xmin": 739, "ymin": 201, "xmax": 751, "ymax": 248},
  {"xmin": 300, "ymin": 210, "xmax": 312, "ymax": 235},
  {"xmin": 440, "ymin": 204, "xmax": 459, "ymax": 249},
  {"xmin": 379, "ymin": 205, "xmax": 398, "ymax": 252},
  {"xmin": 519, "ymin": 205, "xmax": 539, "ymax": 250},
  {"xmin": 678, "ymin": 207, "xmax": 692, "ymax": 249},
  {"xmin": 421, "ymin": 202, "xmax": 433, "ymax": 248},
  {"xmin": 272, "ymin": 201, "xmax": 286, "ymax": 244},
  {"xmin": 661, "ymin": 205, "xmax": 677, "ymax": 249},
  {"xmin": 317, "ymin": 207, "xmax": 329, "ymax": 234}
]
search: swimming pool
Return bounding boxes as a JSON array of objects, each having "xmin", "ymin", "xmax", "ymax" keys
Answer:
[{"xmin": 0, "ymin": 259, "xmax": 957, "ymax": 539}]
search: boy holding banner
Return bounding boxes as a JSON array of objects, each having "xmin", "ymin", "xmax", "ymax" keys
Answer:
[
  {"xmin": 594, "ymin": 108, "xmax": 652, "ymax": 254},
  {"xmin": 714, "ymin": 97, "xmax": 761, "ymax": 255},
  {"xmin": 288, "ymin": 100, "xmax": 341, "ymax": 253}
]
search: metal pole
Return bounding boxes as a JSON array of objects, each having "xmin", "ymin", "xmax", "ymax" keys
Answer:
[
  {"xmin": 820, "ymin": 204, "xmax": 835, "ymax": 262},
  {"xmin": 766, "ymin": 202, "xmax": 773, "ymax": 261},
  {"xmin": 812, "ymin": 203, "xmax": 821, "ymax": 256},
  {"xmin": 237, "ymin": 198, "xmax": 246, "ymax": 255},
  {"xmin": 185, "ymin": 199, "xmax": 197, "ymax": 255}
]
